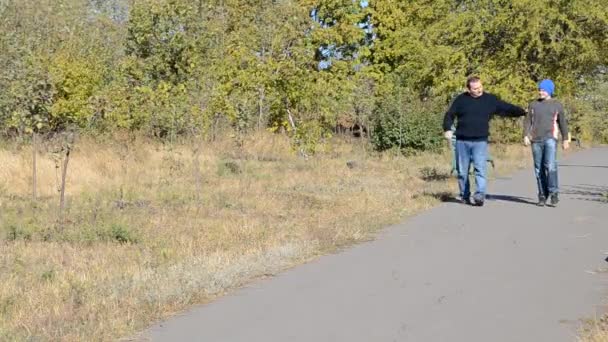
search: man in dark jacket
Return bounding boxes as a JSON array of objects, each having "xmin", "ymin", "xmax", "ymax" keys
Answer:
[
  {"xmin": 443, "ymin": 76, "xmax": 526, "ymax": 206},
  {"xmin": 523, "ymin": 79, "xmax": 570, "ymax": 207}
]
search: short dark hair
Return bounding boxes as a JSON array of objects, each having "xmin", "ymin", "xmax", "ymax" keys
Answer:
[{"xmin": 466, "ymin": 76, "xmax": 481, "ymax": 89}]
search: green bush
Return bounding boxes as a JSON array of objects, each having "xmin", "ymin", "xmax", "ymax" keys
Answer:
[
  {"xmin": 5, "ymin": 223, "xmax": 34, "ymax": 242},
  {"xmin": 107, "ymin": 224, "xmax": 139, "ymax": 244},
  {"xmin": 372, "ymin": 85, "xmax": 444, "ymax": 155},
  {"xmin": 489, "ymin": 118, "xmax": 525, "ymax": 144},
  {"xmin": 568, "ymin": 74, "xmax": 608, "ymax": 144}
]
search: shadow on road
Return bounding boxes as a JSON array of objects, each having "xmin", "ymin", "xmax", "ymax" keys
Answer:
[
  {"xmin": 562, "ymin": 184, "xmax": 608, "ymax": 203},
  {"xmin": 418, "ymin": 191, "xmax": 462, "ymax": 203},
  {"xmin": 560, "ymin": 164, "xmax": 608, "ymax": 169},
  {"xmin": 419, "ymin": 187, "xmax": 607, "ymax": 206},
  {"xmin": 485, "ymin": 194, "xmax": 537, "ymax": 205},
  {"xmin": 421, "ymin": 192, "xmax": 538, "ymax": 205}
]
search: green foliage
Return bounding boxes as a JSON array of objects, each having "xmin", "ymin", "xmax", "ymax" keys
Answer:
[
  {"xmin": 369, "ymin": 0, "xmax": 608, "ymax": 101},
  {"xmin": 488, "ymin": 118, "xmax": 526, "ymax": 144},
  {"xmin": 372, "ymin": 80, "xmax": 444, "ymax": 155},
  {"xmin": 126, "ymin": 0, "xmax": 197, "ymax": 85},
  {"xmin": 5, "ymin": 224, "xmax": 34, "ymax": 242},
  {"xmin": 293, "ymin": 120, "xmax": 333, "ymax": 155},
  {"xmin": 368, "ymin": 0, "xmax": 608, "ymax": 144},
  {"xmin": 0, "ymin": 0, "xmax": 124, "ymax": 135},
  {"xmin": 49, "ymin": 52, "xmax": 105, "ymax": 130},
  {"xmin": 105, "ymin": 223, "xmax": 139, "ymax": 244},
  {"xmin": 3, "ymin": 57, "xmax": 55, "ymax": 135},
  {"xmin": 568, "ymin": 71, "xmax": 608, "ymax": 143},
  {"xmin": 0, "ymin": 0, "xmax": 607, "ymax": 149}
]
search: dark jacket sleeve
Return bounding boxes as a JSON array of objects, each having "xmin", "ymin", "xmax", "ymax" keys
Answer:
[
  {"xmin": 495, "ymin": 98, "xmax": 526, "ymax": 117},
  {"xmin": 443, "ymin": 97, "xmax": 459, "ymax": 132},
  {"xmin": 557, "ymin": 103, "xmax": 569, "ymax": 140},
  {"xmin": 523, "ymin": 102, "xmax": 533, "ymax": 138}
]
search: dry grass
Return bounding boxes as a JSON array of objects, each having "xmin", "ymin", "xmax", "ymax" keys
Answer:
[
  {"xmin": 580, "ymin": 316, "xmax": 608, "ymax": 342},
  {"xmin": 0, "ymin": 132, "xmax": 532, "ymax": 341}
]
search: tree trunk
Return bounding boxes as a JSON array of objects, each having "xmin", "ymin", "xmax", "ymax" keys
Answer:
[
  {"xmin": 59, "ymin": 146, "xmax": 71, "ymax": 222},
  {"xmin": 258, "ymin": 86, "xmax": 265, "ymax": 131},
  {"xmin": 32, "ymin": 132, "xmax": 37, "ymax": 202}
]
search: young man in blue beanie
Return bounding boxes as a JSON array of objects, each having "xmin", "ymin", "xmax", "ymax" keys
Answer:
[
  {"xmin": 524, "ymin": 79, "xmax": 570, "ymax": 207},
  {"xmin": 443, "ymin": 76, "xmax": 526, "ymax": 206}
]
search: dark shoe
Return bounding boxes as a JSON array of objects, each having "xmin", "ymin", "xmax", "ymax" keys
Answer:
[
  {"xmin": 537, "ymin": 197, "xmax": 546, "ymax": 207},
  {"xmin": 473, "ymin": 195, "xmax": 485, "ymax": 207},
  {"xmin": 549, "ymin": 193, "xmax": 559, "ymax": 206},
  {"xmin": 460, "ymin": 197, "xmax": 472, "ymax": 205}
]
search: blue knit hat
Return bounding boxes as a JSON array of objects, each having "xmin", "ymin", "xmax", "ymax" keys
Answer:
[{"xmin": 539, "ymin": 79, "xmax": 555, "ymax": 96}]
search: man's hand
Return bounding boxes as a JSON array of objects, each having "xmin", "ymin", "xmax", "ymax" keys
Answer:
[
  {"xmin": 523, "ymin": 136, "xmax": 531, "ymax": 146},
  {"xmin": 563, "ymin": 140, "xmax": 570, "ymax": 150},
  {"xmin": 444, "ymin": 130, "xmax": 453, "ymax": 141}
]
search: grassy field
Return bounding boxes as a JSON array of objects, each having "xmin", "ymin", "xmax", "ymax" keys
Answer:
[
  {"xmin": 581, "ymin": 315, "xmax": 608, "ymax": 342},
  {"xmin": 0, "ymin": 132, "xmax": 535, "ymax": 341}
]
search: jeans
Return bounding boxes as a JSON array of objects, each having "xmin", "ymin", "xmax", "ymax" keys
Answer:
[
  {"xmin": 455, "ymin": 139, "xmax": 488, "ymax": 200},
  {"xmin": 532, "ymin": 138, "xmax": 558, "ymax": 199},
  {"xmin": 451, "ymin": 137, "xmax": 494, "ymax": 174}
]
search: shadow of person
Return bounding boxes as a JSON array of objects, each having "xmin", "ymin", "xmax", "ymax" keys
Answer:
[
  {"xmin": 485, "ymin": 194, "xmax": 537, "ymax": 205},
  {"xmin": 561, "ymin": 184, "xmax": 608, "ymax": 203}
]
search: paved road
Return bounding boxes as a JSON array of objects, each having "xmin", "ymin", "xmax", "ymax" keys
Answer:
[{"xmin": 143, "ymin": 148, "xmax": 608, "ymax": 342}]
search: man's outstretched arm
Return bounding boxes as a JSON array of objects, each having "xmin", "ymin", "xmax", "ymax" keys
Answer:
[
  {"xmin": 523, "ymin": 103, "xmax": 533, "ymax": 146},
  {"xmin": 496, "ymin": 99, "xmax": 526, "ymax": 117}
]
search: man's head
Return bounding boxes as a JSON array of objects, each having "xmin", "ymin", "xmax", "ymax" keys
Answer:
[
  {"xmin": 466, "ymin": 76, "xmax": 483, "ymax": 98},
  {"xmin": 538, "ymin": 79, "xmax": 555, "ymax": 100}
]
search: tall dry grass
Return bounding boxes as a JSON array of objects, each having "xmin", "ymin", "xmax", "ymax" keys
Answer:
[
  {"xmin": 0, "ymin": 133, "xmax": 531, "ymax": 341},
  {"xmin": 580, "ymin": 316, "xmax": 608, "ymax": 342}
]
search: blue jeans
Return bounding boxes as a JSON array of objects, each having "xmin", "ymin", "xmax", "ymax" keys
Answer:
[
  {"xmin": 532, "ymin": 138, "xmax": 558, "ymax": 199},
  {"xmin": 455, "ymin": 139, "xmax": 488, "ymax": 200}
]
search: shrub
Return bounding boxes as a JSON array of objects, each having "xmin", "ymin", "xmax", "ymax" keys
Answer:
[{"xmin": 372, "ymin": 85, "xmax": 444, "ymax": 155}]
